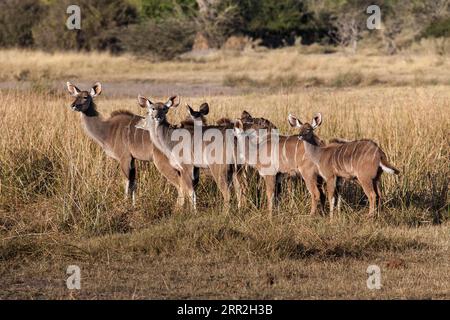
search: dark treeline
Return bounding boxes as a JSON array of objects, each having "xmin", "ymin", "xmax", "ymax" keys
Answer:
[{"xmin": 0, "ymin": 0, "xmax": 449, "ymax": 59}]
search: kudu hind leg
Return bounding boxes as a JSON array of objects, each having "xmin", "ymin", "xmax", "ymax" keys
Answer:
[
  {"xmin": 358, "ymin": 176, "xmax": 377, "ymax": 217},
  {"xmin": 373, "ymin": 178, "xmax": 382, "ymax": 214}
]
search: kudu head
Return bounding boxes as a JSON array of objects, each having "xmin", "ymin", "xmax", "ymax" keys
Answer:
[
  {"xmin": 288, "ymin": 113, "xmax": 322, "ymax": 141},
  {"xmin": 137, "ymin": 95, "xmax": 180, "ymax": 123},
  {"xmin": 186, "ymin": 102, "xmax": 209, "ymax": 123},
  {"xmin": 66, "ymin": 82, "xmax": 102, "ymax": 113}
]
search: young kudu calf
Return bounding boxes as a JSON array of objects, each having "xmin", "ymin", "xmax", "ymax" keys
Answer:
[{"xmin": 289, "ymin": 113, "xmax": 399, "ymax": 217}]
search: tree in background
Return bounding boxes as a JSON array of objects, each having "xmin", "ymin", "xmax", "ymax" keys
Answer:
[
  {"xmin": 118, "ymin": 0, "xmax": 197, "ymax": 58},
  {"xmin": 118, "ymin": 18, "xmax": 196, "ymax": 59},
  {"xmin": 320, "ymin": 0, "xmax": 372, "ymax": 54},
  {"xmin": 237, "ymin": 0, "xmax": 319, "ymax": 47},
  {"xmin": 381, "ymin": 0, "xmax": 449, "ymax": 54},
  {"xmin": 193, "ymin": 0, "xmax": 242, "ymax": 48},
  {"xmin": 32, "ymin": 0, "xmax": 138, "ymax": 53},
  {"xmin": 140, "ymin": 0, "xmax": 197, "ymax": 20},
  {"xmin": 0, "ymin": 0, "xmax": 43, "ymax": 47},
  {"xmin": 0, "ymin": 0, "xmax": 448, "ymax": 57}
]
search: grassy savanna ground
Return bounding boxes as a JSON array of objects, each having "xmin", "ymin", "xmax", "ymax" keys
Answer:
[
  {"xmin": 0, "ymin": 48, "xmax": 449, "ymax": 299},
  {"xmin": 2, "ymin": 46, "xmax": 450, "ymax": 87}
]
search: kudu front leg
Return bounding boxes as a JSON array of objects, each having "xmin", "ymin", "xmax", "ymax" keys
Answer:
[
  {"xmin": 263, "ymin": 174, "xmax": 277, "ymax": 216},
  {"xmin": 211, "ymin": 167, "xmax": 232, "ymax": 214},
  {"xmin": 304, "ymin": 175, "xmax": 321, "ymax": 216},
  {"xmin": 179, "ymin": 166, "xmax": 197, "ymax": 212},
  {"xmin": 233, "ymin": 166, "xmax": 249, "ymax": 210},
  {"xmin": 120, "ymin": 156, "xmax": 137, "ymax": 206},
  {"xmin": 152, "ymin": 148, "xmax": 187, "ymax": 211}
]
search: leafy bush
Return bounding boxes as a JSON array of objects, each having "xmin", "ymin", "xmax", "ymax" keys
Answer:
[
  {"xmin": 0, "ymin": 0, "xmax": 43, "ymax": 47},
  {"xmin": 32, "ymin": 0, "xmax": 138, "ymax": 53},
  {"xmin": 236, "ymin": 0, "xmax": 322, "ymax": 47},
  {"xmin": 118, "ymin": 18, "xmax": 196, "ymax": 59},
  {"xmin": 139, "ymin": 0, "xmax": 197, "ymax": 20},
  {"xmin": 422, "ymin": 17, "xmax": 450, "ymax": 38}
]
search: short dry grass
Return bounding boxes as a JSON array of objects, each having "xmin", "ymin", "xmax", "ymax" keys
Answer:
[
  {"xmin": 2, "ymin": 47, "xmax": 450, "ymax": 87},
  {"xmin": 0, "ymin": 49, "xmax": 449, "ymax": 299}
]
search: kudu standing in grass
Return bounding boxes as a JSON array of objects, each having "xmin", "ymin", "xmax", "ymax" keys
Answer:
[
  {"xmin": 68, "ymin": 82, "xmax": 203, "ymax": 210},
  {"xmin": 234, "ymin": 115, "xmax": 327, "ymax": 215},
  {"xmin": 136, "ymin": 95, "xmax": 198, "ymax": 209},
  {"xmin": 289, "ymin": 113, "xmax": 400, "ymax": 217},
  {"xmin": 188, "ymin": 107, "xmax": 279, "ymax": 210},
  {"xmin": 221, "ymin": 111, "xmax": 279, "ymax": 208},
  {"xmin": 66, "ymin": 82, "xmax": 158, "ymax": 205},
  {"xmin": 180, "ymin": 103, "xmax": 209, "ymax": 189},
  {"xmin": 137, "ymin": 98, "xmax": 271, "ymax": 211}
]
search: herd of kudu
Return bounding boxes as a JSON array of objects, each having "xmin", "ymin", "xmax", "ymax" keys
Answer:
[{"xmin": 67, "ymin": 82, "xmax": 399, "ymax": 218}]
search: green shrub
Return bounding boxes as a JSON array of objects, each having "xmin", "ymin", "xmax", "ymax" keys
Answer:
[
  {"xmin": 118, "ymin": 18, "xmax": 196, "ymax": 59},
  {"xmin": 139, "ymin": 0, "xmax": 197, "ymax": 20},
  {"xmin": 32, "ymin": 0, "xmax": 138, "ymax": 53},
  {"xmin": 0, "ymin": 0, "xmax": 44, "ymax": 47},
  {"xmin": 422, "ymin": 17, "xmax": 450, "ymax": 38},
  {"xmin": 236, "ymin": 0, "xmax": 329, "ymax": 47}
]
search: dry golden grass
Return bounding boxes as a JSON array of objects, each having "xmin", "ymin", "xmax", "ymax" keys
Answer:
[
  {"xmin": 2, "ymin": 48, "xmax": 450, "ymax": 86},
  {"xmin": 0, "ymin": 49, "xmax": 449, "ymax": 299}
]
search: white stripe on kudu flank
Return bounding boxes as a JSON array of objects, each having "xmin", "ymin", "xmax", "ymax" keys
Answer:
[
  {"xmin": 350, "ymin": 141, "xmax": 359, "ymax": 172},
  {"xmin": 342, "ymin": 143, "xmax": 351, "ymax": 173}
]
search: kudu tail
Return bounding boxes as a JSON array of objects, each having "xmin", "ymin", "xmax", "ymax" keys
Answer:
[{"xmin": 379, "ymin": 153, "xmax": 400, "ymax": 175}]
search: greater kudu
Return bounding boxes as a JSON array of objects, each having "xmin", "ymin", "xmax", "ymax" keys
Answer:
[
  {"xmin": 66, "ymin": 82, "xmax": 155, "ymax": 204},
  {"xmin": 234, "ymin": 115, "xmax": 327, "ymax": 215},
  {"xmin": 290, "ymin": 113, "xmax": 399, "ymax": 217},
  {"xmin": 136, "ymin": 95, "xmax": 198, "ymax": 209}
]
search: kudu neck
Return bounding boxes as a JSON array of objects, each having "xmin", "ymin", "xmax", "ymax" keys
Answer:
[
  {"xmin": 302, "ymin": 135, "xmax": 323, "ymax": 165},
  {"xmin": 82, "ymin": 101, "xmax": 99, "ymax": 117},
  {"xmin": 80, "ymin": 102, "xmax": 108, "ymax": 144}
]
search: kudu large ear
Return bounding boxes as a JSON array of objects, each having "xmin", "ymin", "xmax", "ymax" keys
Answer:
[
  {"xmin": 67, "ymin": 82, "xmax": 81, "ymax": 96},
  {"xmin": 186, "ymin": 104, "xmax": 195, "ymax": 115},
  {"xmin": 165, "ymin": 95, "xmax": 179, "ymax": 108},
  {"xmin": 137, "ymin": 95, "xmax": 152, "ymax": 108},
  {"xmin": 241, "ymin": 110, "xmax": 252, "ymax": 122},
  {"xmin": 288, "ymin": 114, "xmax": 302, "ymax": 128},
  {"xmin": 311, "ymin": 113, "xmax": 322, "ymax": 129},
  {"xmin": 199, "ymin": 103, "xmax": 209, "ymax": 115},
  {"xmin": 90, "ymin": 82, "xmax": 102, "ymax": 97}
]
